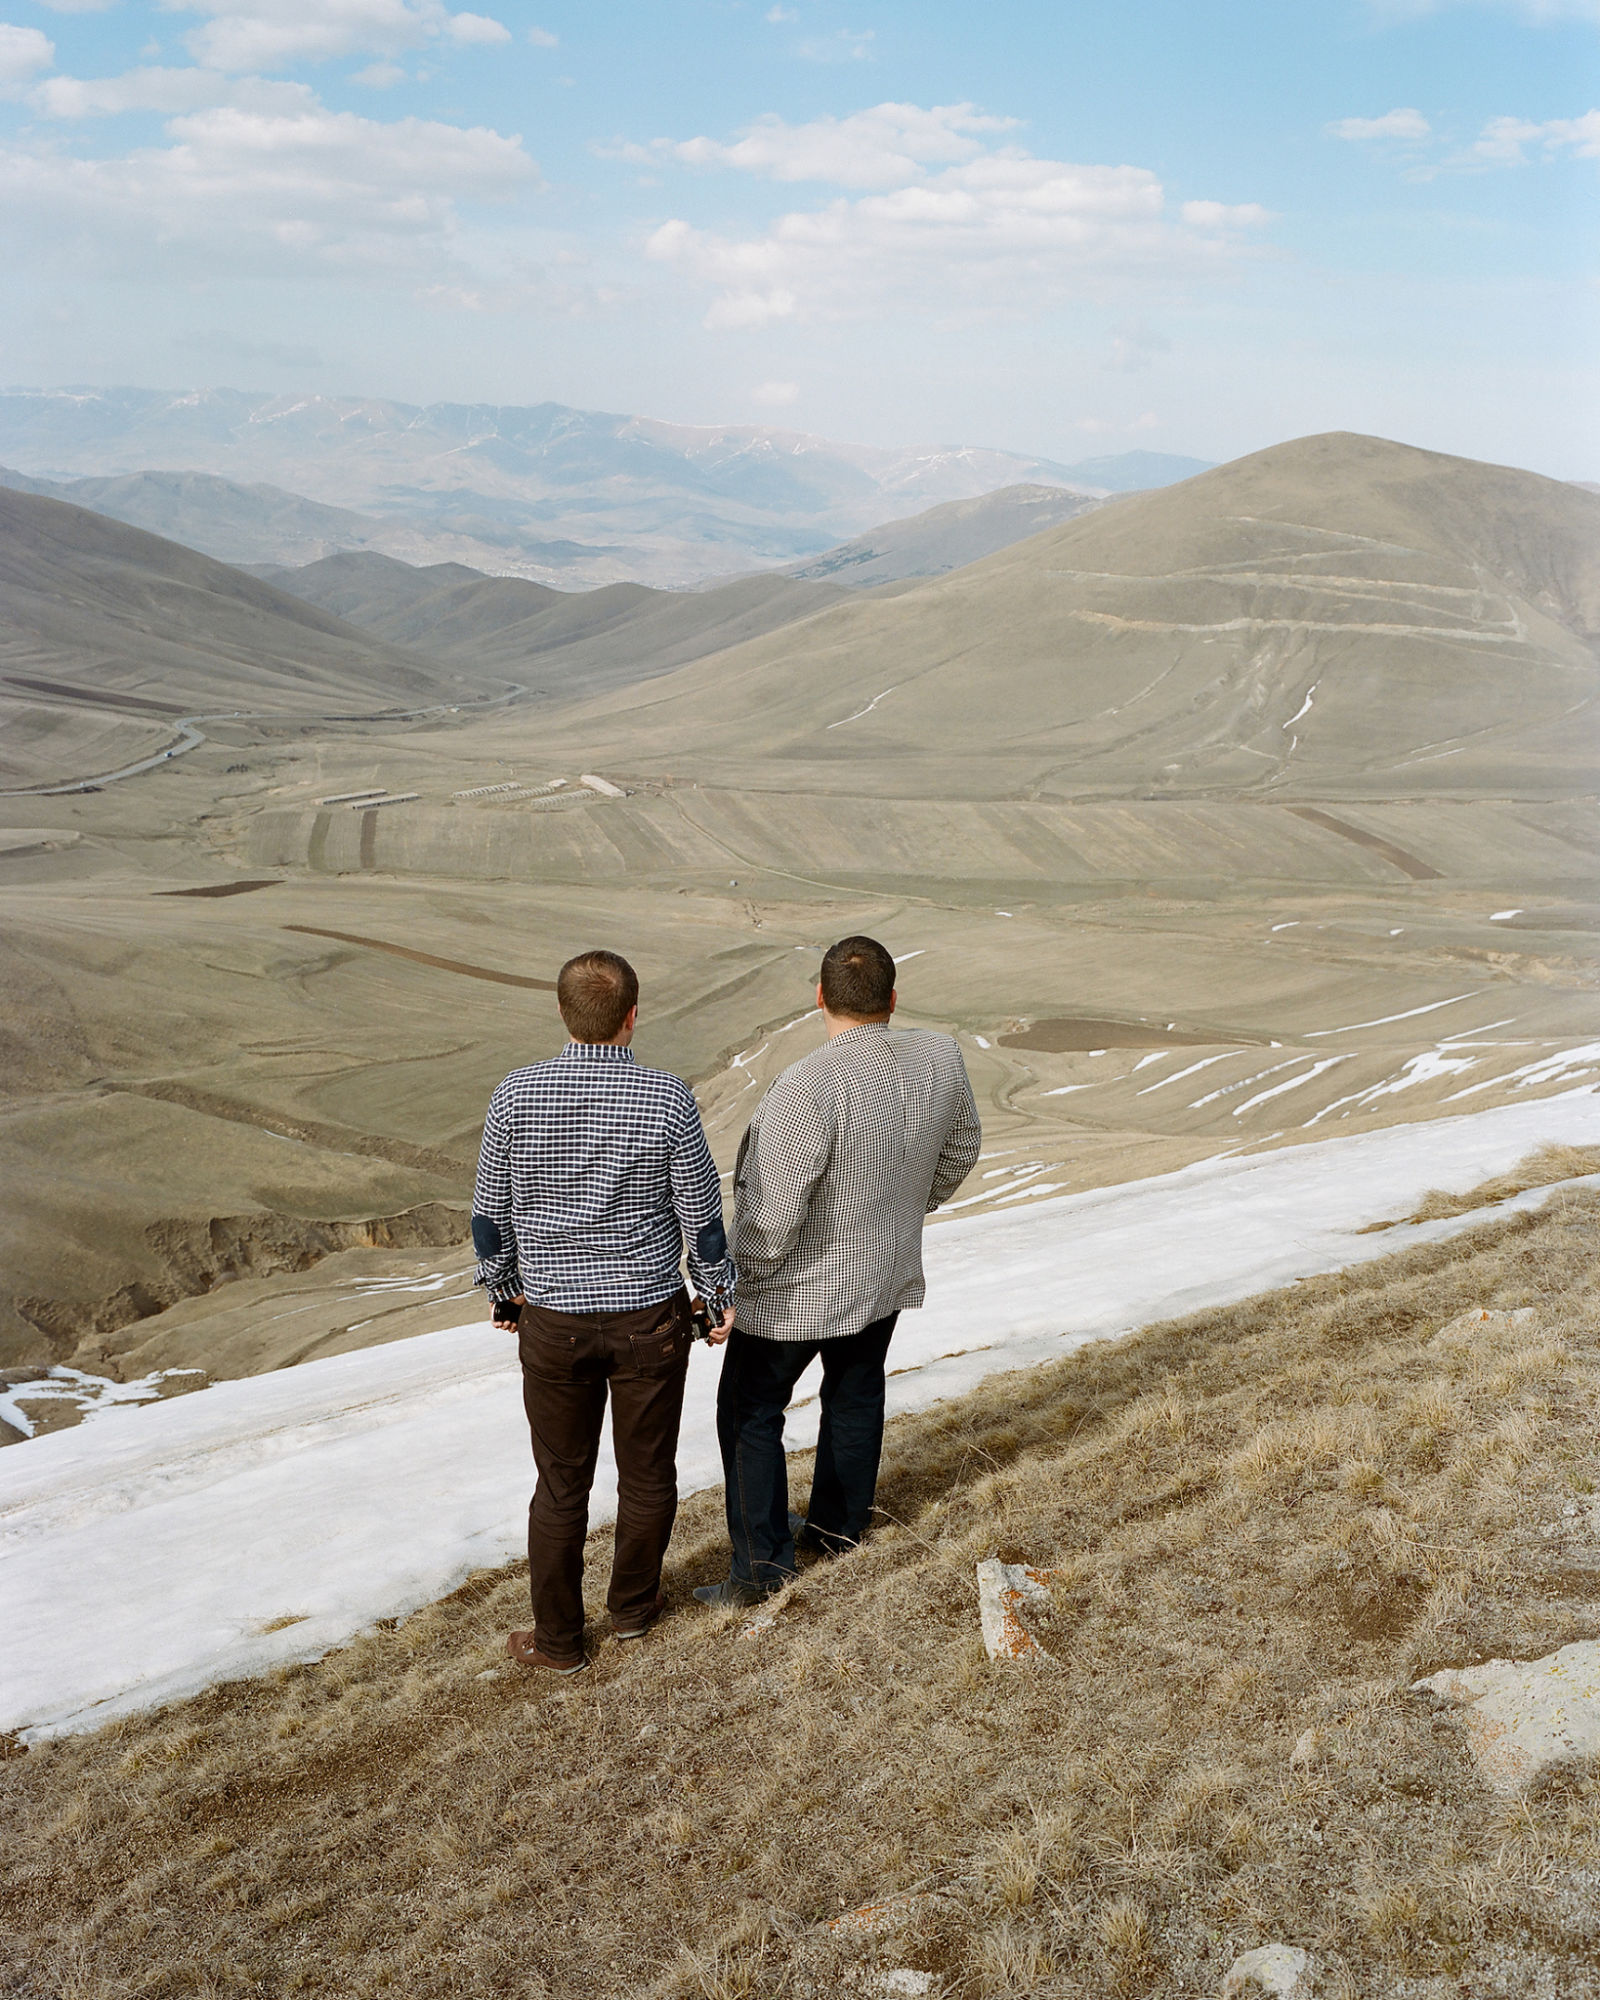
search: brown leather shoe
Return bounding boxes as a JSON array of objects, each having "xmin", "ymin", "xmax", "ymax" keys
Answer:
[
  {"xmin": 505, "ymin": 1629, "xmax": 588, "ymax": 1674},
  {"xmin": 611, "ymin": 1592, "xmax": 666, "ymax": 1641}
]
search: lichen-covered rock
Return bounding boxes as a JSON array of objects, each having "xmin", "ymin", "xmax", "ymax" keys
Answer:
[
  {"xmin": 976, "ymin": 1559, "xmax": 1054, "ymax": 1661},
  {"xmin": 1414, "ymin": 1639, "xmax": 1600, "ymax": 1794},
  {"xmin": 1223, "ymin": 1943, "xmax": 1314, "ymax": 1997}
]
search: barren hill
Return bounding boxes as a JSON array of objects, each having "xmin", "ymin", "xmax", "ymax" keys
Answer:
[
  {"xmin": 531, "ymin": 432, "xmax": 1600, "ymax": 799},
  {"xmin": 260, "ymin": 551, "xmax": 853, "ymax": 698},
  {"xmin": 0, "ymin": 488, "xmax": 485, "ymax": 789},
  {"xmin": 777, "ymin": 483, "xmax": 1111, "ymax": 586}
]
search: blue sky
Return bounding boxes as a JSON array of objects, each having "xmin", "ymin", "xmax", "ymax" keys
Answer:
[{"xmin": 1, "ymin": 0, "xmax": 1596, "ymax": 473}]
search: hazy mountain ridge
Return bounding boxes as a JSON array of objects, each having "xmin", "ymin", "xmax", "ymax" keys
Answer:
[{"xmin": 0, "ymin": 387, "xmax": 1206, "ymax": 587}]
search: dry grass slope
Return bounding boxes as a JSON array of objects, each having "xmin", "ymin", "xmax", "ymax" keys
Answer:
[{"xmin": 6, "ymin": 1187, "xmax": 1600, "ymax": 1998}]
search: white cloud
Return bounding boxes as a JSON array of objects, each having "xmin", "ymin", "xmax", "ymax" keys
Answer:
[
  {"xmin": 30, "ymin": 0, "xmax": 115, "ymax": 11},
  {"xmin": 353, "ymin": 60, "xmax": 404, "ymax": 87},
  {"xmin": 0, "ymin": 24, "xmax": 55, "ymax": 94},
  {"xmin": 663, "ymin": 102, "xmax": 1017, "ymax": 188},
  {"xmin": 1327, "ymin": 107, "xmax": 1433, "ymax": 141},
  {"xmin": 1180, "ymin": 198, "xmax": 1273, "ymax": 226},
  {"xmin": 766, "ymin": 6, "xmax": 797, "ymax": 20},
  {"xmin": 446, "ymin": 11, "xmax": 509, "ymax": 43},
  {"xmin": 646, "ymin": 138, "xmax": 1273, "ymax": 330},
  {"xmin": 31, "ymin": 64, "xmax": 314, "ymax": 115},
  {"xmin": 168, "ymin": 1, "xmax": 512, "ymax": 73},
  {"xmin": 1470, "ymin": 108, "xmax": 1600, "ymax": 159},
  {"xmin": 527, "ymin": 24, "xmax": 558, "ymax": 45},
  {"xmin": 796, "ymin": 28, "xmax": 874, "ymax": 62},
  {"xmin": 750, "ymin": 378, "xmax": 799, "ymax": 405},
  {"xmin": 0, "ymin": 98, "xmax": 538, "ymax": 277}
]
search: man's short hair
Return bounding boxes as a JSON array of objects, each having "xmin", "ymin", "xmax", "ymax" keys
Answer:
[
  {"xmin": 820, "ymin": 935, "xmax": 896, "ymax": 1019},
  {"xmin": 557, "ymin": 949, "xmax": 639, "ymax": 1042}
]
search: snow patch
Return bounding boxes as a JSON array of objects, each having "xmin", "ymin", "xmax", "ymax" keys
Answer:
[{"xmin": 8, "ymin": 1093, "xmax": 1600, "ymax": 1740}]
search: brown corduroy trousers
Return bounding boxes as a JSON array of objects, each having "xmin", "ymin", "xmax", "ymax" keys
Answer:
[{"xmin": 517, "ymin": 1289, "xmax": 692, "ymax": 1661}]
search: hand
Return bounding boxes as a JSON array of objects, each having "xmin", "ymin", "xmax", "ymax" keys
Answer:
[
  {"xmin": 706, "ymin": 1306, "xmax": 735, "ymax": 1346},
  {"xmin": 492, "ymin": 1293, "xmax": 525, "ymax": 1330}
]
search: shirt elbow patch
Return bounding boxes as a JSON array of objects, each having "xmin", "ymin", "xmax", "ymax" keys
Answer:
[
  {"xmin": 471, "ymin": 1215, "xmax": 503, "ymax": 1259},
  {"xmin": 696, "ymin": 1221, "xmax": 726, "ymax": 1264}
]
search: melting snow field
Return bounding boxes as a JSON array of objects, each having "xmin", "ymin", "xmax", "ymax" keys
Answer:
[{"xmin": 6, "ymin": 1092, "xmax": 1600, "ymax": 1742}]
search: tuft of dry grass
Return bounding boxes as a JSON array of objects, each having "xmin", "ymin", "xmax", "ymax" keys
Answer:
[
  {"xmin": 1360, "ymin": 1141, "xmax": 1600, "ymax": 1230},
  {"xmin": 5, "ymin": 1187, "xmax": 1600, "ymax": 1997}
]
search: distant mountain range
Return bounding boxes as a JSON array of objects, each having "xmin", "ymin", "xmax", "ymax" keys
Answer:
[{"xmin": 0, "ymin": 387, "xmax": 1211, "ymax": 586}]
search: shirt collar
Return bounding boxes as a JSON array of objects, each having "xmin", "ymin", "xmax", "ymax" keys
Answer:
[
  {"xmin": 560, "ymin": 1041, "xmax": 636, "ymax": 1063},
  {"xmin": 831, "ymin": 1020, "xmax": 891, "ymax": 1043}
]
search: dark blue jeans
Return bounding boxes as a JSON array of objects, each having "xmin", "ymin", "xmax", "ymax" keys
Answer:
[{"xmin": 715, "ymin": 1313, "xmax": 899, "ymax": 1592}]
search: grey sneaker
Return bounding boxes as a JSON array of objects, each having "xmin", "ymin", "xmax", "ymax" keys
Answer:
[{"xmin": 692, "ymin": 1578, "xmax": 768, "ymax": 1609}]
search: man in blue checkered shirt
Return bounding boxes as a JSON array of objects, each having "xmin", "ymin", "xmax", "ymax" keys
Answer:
[{"xmin": 472, "ymin": 949, "xmax": 735, "ymax": 1673}]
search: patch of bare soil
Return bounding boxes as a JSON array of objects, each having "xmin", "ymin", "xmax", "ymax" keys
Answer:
[
  {"xmin": 281, "ymin": 925, "xmax": 556, "ymax": 991},
  {"xmin": 5, "ymin": 1192, "xmax": 1600, "ymax": 1998},
  {"xmin": 155, "ymin": 882, "xmax": 281, "ymax": 899}
]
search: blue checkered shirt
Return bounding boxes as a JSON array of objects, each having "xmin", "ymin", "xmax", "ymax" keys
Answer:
[{"xmin": 472, "ymin": 1041, "xmax": 735, "ymax": 1314}]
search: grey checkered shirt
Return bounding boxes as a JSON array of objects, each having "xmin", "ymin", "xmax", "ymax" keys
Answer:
[
  {"xmin": 472, "ymin": 1042, "xmax": 734, "ymax": 1314},
  {"xmin": 731, "ymin": 1023, "xmax": 982, "ymax": 1343}
]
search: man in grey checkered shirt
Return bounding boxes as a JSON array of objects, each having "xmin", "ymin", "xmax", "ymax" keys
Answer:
[
  {"xmin": 472, "ymin": 949, "xmax": 735, "ymax": 1672},
  {"xmin": 696, "ymin": 935, "xmax": 982, "ymax": 1608}
]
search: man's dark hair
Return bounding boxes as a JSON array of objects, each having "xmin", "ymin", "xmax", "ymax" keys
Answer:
[
  {"xmin": 557, "ymin": 950, "xmax": 639, "ymax": 1042},
  {"xmin": 820, "ymin": 935, "xmax": 896, "ymax": 1020}
]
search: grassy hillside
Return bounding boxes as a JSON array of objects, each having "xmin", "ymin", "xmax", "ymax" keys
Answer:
[
  {"xmin": 523, "ymin": 432, "xmax": 1600, "ymax": 800},
  {"xmin": 5, "ymin": 1176, "xmax": 1598, "ymax": 1997}
]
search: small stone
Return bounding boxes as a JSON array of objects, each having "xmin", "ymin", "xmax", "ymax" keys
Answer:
[
  {"xmin": 1223, "ymin": 1943, "xmax": 1314, "ymax": 1998},
  {"xmin": 1433, "ymin": 1306, "xmax": 1537, "ymax": 1347},
  {"xmin": 870, "ymin": 1974, "xmax": 934, "ymax": 1998},
  {"xmin": 1413, "ymin": 1639, "xmax": 1600, "ymax": 1794},
  {"xmin": 976, "ymin": 1560, "xmax": 1055, "ymax": 1662},
  {"xmin": 828, "ymin": 1895, "xmax": 922, "ymax": 1939},
  {"xmin": 637, "ymin": 1722, "xmax": 658, "ymax": 1740},
  {"xmin": 474, "ymin": 1668, "xmax": 501, "ymax": 1681},
  {"xmin": 1288, "ymin": 1727, "xmax": 1322, "ymax": 1770},
  {"xmin": 739, "ymin": 1602, "xmax": 782, "ymax": 1640},
  {"xmin": 1564, "ymin": 1503, "xmax": 1580, "ymax": 1518}
]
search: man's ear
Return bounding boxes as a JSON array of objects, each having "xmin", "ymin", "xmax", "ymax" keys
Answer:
[
  {"xmin": 888, "ymin": 988, "xmax": 897, "ymax": 1016},
  {"xmin": 816, "ymin": 982, "xmax": 826, "ymax": 1013}
]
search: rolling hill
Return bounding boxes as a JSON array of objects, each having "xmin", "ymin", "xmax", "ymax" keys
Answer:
[
  {"xmin": 256, "ymin": 552, "xmax": 852, "ymax": 697},
  {"xmin": 527, "ymin": 432, "xmax": 1600, "ymax": 800},
  {"xmin": 0, "ymin": 488, "xmax": 488, "ymax": 788},
  {"xmin": 776, "ymin": 483, "xmax": 1112, "ymax": 586}
]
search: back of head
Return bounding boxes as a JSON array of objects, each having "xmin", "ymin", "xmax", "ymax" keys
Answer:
[
  {"xmin": 557, "ymin": 949, "xmax": 639, "ymax": 1042},
  {"xmin": 820, "ymin": 935, "xmax": 895, "ymax": 1020}
]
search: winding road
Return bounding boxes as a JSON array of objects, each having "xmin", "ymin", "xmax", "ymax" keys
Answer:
[{"xmin": 0, "ymin": 682, "xmax": 528, "ymax": 798}]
